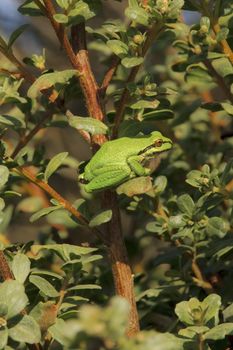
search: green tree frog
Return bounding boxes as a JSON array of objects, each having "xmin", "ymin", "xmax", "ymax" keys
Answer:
[{"xmin": 79, "ymin": 131, "xmax": 172, "ymax": 193}]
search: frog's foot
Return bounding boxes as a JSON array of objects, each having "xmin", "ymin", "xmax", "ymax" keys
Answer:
[
  {"xmin": 127, "ymin": 155, "xmax": 149, "ymax": 176},
  {"xmin": 84, "ymin": 168, "xmax": 131, "ymax": 193}
]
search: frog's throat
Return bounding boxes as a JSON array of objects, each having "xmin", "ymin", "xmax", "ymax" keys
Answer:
[{"xmin": 138, "ymin": 140, "xmax": 172, "ymax": 155}]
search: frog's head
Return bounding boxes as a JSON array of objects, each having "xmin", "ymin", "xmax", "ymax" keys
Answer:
[{"xmin": 138, "ymin": 131, "xmax": 173, "ymax": 158}]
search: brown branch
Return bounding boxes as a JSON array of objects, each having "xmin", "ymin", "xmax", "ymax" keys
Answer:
[
  {"xmin": 42, "ymin": 1, "xmax": 140, "ymax": 335},
  {"xmin": 112, "ymin": 23, "xmax": 164, "ymax": 138},
  {"xmin": 43, "ymin": 2, "xmax": 106, "ymax": 133},
  {"xmin": 71, "ymin": 22, "xmax": 140, "ymax": 335},
  {"xmin": 70, "ymin": 23, "xmax": 106, "ymax": 146},
  {"xmin": 14, "ymin": 166, "xmax": 89, "ymax": 226},
  {"xmin": 13, "ymin": 166, "xmax": 109, "ymax": 244},
  {"xmin": 0, "ymin": 48, "xmax": 35, "ymax": 84},
  {"xmin": 213, "ymin": 23, "xmax": 233, "ymax": 64},
  {"xmin": 0, "ymin": 250, "xmax": 14, "ymax": 280},
  {"xmin": 203, "ymin": 59, "xmax": 233, "ymax": 103},
  {"xmin": 199, "ymin": 1, "xmax": 233, "ymax": 65},
  {"xmin": 101, "ymin": 56, "xmax": 120, "ymax": 94},
  {"xmin": 42, "ymin": 0, "xmax": 78, "ymax": 68},
  {"xmin": 11, "ymin": 111, "xmax": 52, "ymax": 158},
  {"xmin": 103, "ymin": 191, "xmax": 140, "ymax": 336},
  {"xmin": 191, "ymin": 259, "xmax": 213, "ymax": 293}
]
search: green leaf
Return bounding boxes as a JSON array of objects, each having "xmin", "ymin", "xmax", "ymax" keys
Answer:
[
  {"xmin": 206, "ymin": 217, "xmax": 228, "ymax": 238},
  {"xmin": 18, "ymin": 1, "xmax": 44, "ymax": 16},
  {"xmin": 0, "ymin": 198, "xmax": 5, "ymax": 211},
  {"xmin": 47, "ymin": 208, "xmax": 78, "ymax": 228},
  {"xmin": 216, "ymin": 27, "xmax": 229, "ymax": 42},
  {"xmin": 202, "ymin": 294, "xmax": 221, "ymax": 327},
  {"xmin": 212, "ymin": 57, "xmax": 233, "ymax": 78},
  {"xmin": 30, "ymin": 301, "xmax": 57, "ymax": 333},
  {"xmin": 29, "ymin": 205, "xmax": 62, "ymax": 223},
  {"xmin": 67, "ymin": 284, "xmax": 101, "ymax": 291},
  {"xmin": 27, "ymin": 70, "xmax": 77, "ymax": 98},
  {"xmin": 142, "ymin": 109, "xmax": 174, "ymax": 120},
  {"xmin": 68, "ymin": 116, "xmax": 108, "ymax": 135},
  {"xmin": 48, "ymin": 318, "xmax": 76, "ymax": 347},
  {"xmin": 12, "ymin": 254, "xmax": 31, "ymax": 284},
  {"xmin": 178, "ymin": 326, "xmax": 209, "ymax": 339},
  {"xmin": 9, "ymin": 315, "xmax": 41, "ymax": 344},
  {"xmin": 221, "ymin": 103, "xmax": 233, "ymax": 116},
  {"xmin": 0, "ymin": 165, "xmax": 9, "ymax": 189},
  {"xmin": 177, "ymin": 194, "xmax": 195, "ymax": 216},
  {"xmin": 56, "ymin": 0, "xmax": 69, "ymax": 9},
  {"xmin": 106, "ymin": 40, "xmax": 129, "ymax": 57},
  {"xmin": 116, "ymin": 176, "xmax": 153, "ymax": 197},
  {"xmin": 44, "ymin": 152, "xmax": 68, "ymax": 182},
  {"xmin": 202, "ymin": 102, "xmax": 233, "ymax": 116},
  {"xmin": 0, "ymin": 328, "xmax": 8, "ymax": 349},
  {"xmin": 89, "ymin": 210, "xmax": 112, "ymax": 227},
  {"xmin": 8, "ymin": 24, "xmax": 29, "ymax": 49},
  {"xmin": 31, "ymin": 244, "xmax": 97, "ymax": 261},
  {"xmin": 53, "ymin": 13, "xmax": 68, "ymax": 23},
  {"xmin": 153, "ymin": 176, "xmax": 167, "ymax": 194},
  {"xmin": 121, "ymin": 56, "xmax": 144, "ymax": 68},
  {"xmin": 175, "ymin": 298, "xmax": 201, "ymax": 326},
  {"xmin": 130, "ymin": 99, "xmax": 160, "ymax": 109},
  {"xmin": 223, "ymin": 304, "xmax": 233, "ymax": 323},
  {"xmin": 29, "ymin": 275, "xmax": 59, "ymax": 297},
  {"xmin": 0, "ymin": 114, "xmax": 26, "ymax": 128},
  {"xmin": 204, "ymin": 323, "xmax": 233, "ymax": 340},
  {"xmin": 0, "ymin": 280, "xmax": 28, "ymax": 319},
  {"xmin": 185, "ymin": 64, "xmax": 212, "ymax": 84},
  {"xmin": 31, "ymin": 269, "xmax": 63, "ymax": 280},
  {"xmin": 0, "ymin": 302, "xmax": 8, "ymax": 317},
  {"xmin": 17, "ymin": 196, "xmax": 44, "ymax": 213},
  {"xmin": 67, "ymin": 1, "xmax": 97, "ymax": 24},
  {"xmin": 125, "ymin": 1, "xmax": 149, "ymax": 25}
]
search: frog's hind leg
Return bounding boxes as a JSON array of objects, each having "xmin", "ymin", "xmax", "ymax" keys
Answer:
[{"xmin": 85, "ymin": 167, "xmax": 131, "ymax": 193}]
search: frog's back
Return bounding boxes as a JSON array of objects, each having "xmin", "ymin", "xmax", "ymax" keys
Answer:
[{"xmin": 89, "ymin": 136, "xmax": 151, "ymax": 168}]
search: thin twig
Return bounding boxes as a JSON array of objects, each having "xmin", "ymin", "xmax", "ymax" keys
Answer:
[
  {"xmin": 101, "ymin": 56, "xmax": 120, "ymax": 94},
  {"xmin": 14, "ymin": 167, "xmax": 88, "ymax": 225},
  {"xmin": 0, "ymin": 48, "xmax": 35, "ymax": 83},
  {"xmin": 191, "ymin": 259, "xmax": 213, "ymax": 293},
  {"xmin": 112, "ymin": 23, "xmax": 164, "ymax": 138},
  {"xmin": 212, "ymin": 23, "xmax": 233, "ymax": 64},
  {"xmin": 200, "ymin": 1, "xmax": 233, "ymax": 64},
  {"xmin": 43, "ymin": 0, "xmax": 78, "ymax": 69},
  {"xmin": 13, "ymin": 166, "xmax": 107, "ymax": 244},
  {"xmin": 203, "ymin": 59, "xmax": 233, "ymax": 103},
  {"xmin": 11, "ymin": 111, "xmax": 53, "ymax": 158}
]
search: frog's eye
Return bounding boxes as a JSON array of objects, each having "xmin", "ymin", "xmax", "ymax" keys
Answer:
[{"xmin": 155, "ymin": 139, "xmax": 163, "ymax": 147}]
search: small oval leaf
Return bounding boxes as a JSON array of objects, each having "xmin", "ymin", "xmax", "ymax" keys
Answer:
[
  {"xmin": 44, "ymin": 152, "xmax": 68, "ymax": 182},
  {"xmin": 89, "ymin": 210, "xmax": 112, "ymax": 227}
]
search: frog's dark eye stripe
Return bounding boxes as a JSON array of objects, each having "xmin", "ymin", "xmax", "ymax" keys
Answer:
[
  {"xmin": 138, "ymin": 139, "xmax": 171, "ymax": 155},
  {"xmin": 138, "ymin": 145, "xmax": 154, "ymax": 155}
]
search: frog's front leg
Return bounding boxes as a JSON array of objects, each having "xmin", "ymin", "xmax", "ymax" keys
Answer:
[
  {"xmin": 127, "ymin": 155, "xmax": 150, "ymax": 176},
  {"xmin": 84, "ymin": 164, "xmax": 131, "ymax": 193}
]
